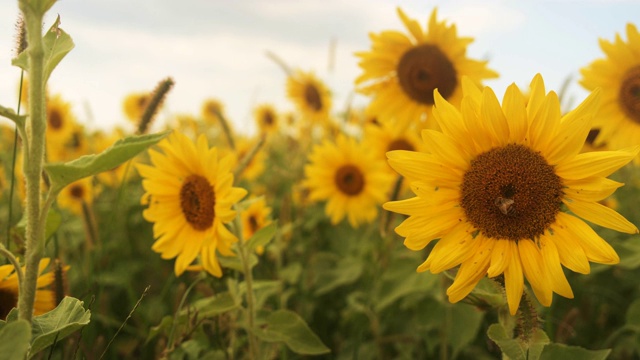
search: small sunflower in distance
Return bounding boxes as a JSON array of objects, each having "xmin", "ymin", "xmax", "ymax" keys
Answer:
[
  {"xmin": 137, "ymin": 132, "xmax": 247, "ymax": 277},
  {"xmin": 355, "ymin": 7, "xmax": 498, "ymax": 127},
  {"xmin": 253, "ymin": 103, "xmax": 279, "ymax": 135},
  {"xmin": 123, "ymin": 92, "xmax": 151, "ymax": 123},
  {"xmin": 304, "ymin": 134, "xmax": 394, "ymax": 227},
  {"xmin": 241, "ymin": 197, "xmax": 273, "ymax": 255},
  {"xmin": 286, "ymin": 70, "xmax": 332, "ymax": 124},
  {"xmin": 57, "ymin": 177, "xmax": 95, "ymax": 216},
  {"xmin": 384, "ymin": 74, "xmax": 639, "ymax": 315},
  {"xmin": 580, "ymin": 24, "xmax": 640, "ymax": 156}
]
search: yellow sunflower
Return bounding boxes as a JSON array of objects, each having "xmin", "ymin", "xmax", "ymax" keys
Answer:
[
  {"xmin": 363, "ymin": 120, "xmax": 424, "ymax": 176},
  {"xmin": 46, "ymin": 94, "xmax": 77, "ymax": 147},
  {"xmin": 201, "ymin": 98, "xmax": 226, "ymax": 126},
  {"xmin": 241, "ymin": 197, "xmax": 273, "ymax": 255},
  {"xmin": 227, "ymin": 136, "xmax": 266, "ymax": 182},
  {"xmin": 384, "ymin": 74, "xmax": 639, "ymax": 315},
  {"xmin": 0, "ymin": 258, "xmax": 61, "ymax": 319},
  {"xmin": 137, "ymin": 132, "xmax": 247, "ymax": 277},
  {"xmin": 253, "ymin": 103, "xmax": 280, "ymax": 135},
  {"xmin": 57, "ymin": 177, "xmax": 95, "ymax": 216},
  {"xmin": 304, "ymin": 134, "xmax": 394, "ymax": 227},
  {"xmin": 355, "ymin": 7, "xmax": 498, "ymax": 128},
  {"xmin": 286, "ymin": 69, "xmax": 332, "ymax": 124},
  {"xmin": 122, "ymin": 92, "xmax": 151, "ymax": 124},
  {"xmin": 580, "ymin": 23, "xmax": 640, "ymax": 157}
]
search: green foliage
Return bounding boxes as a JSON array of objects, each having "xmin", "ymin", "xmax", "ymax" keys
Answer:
[
  {"xmin": 487, "ymin": 323, "xmax": 550, "ymax": 360},
  {"xmin": 0, "ymin": 320, "xmax": 31, "ymax": 360},
  {"xmin": 539, "ymin": 344, "xmax": 611, "ymax": 360},
  {"xmin": 254, "ymin": 309, "xmax": 330, "ymax": 355},
  {"xmin": 44, "ymin": 131, "xmax": 169, "ymax": 193},
  {"xmin": 245, "ymin": 222, "xmax": 277, "ymax": 254}
]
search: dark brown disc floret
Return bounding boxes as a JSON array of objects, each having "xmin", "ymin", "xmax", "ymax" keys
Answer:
[
  {"xmin": 0, "ymin": 288, "xmax": 17, "ymax": 320},
  {"xmin": 180, "ymin": 175, "xmax": 216, "ymax": 231},
  {"xmin": 620, "ymin": 65, "xmax": 640, "ymax": 123},
  {"xmin": 48, "ymin": 108, "xmax": 63, "ymax": 129},
  {"xmin": 387, "ymin": 138, "xmax": 415, "ymax": 152},
  {"xmin": 396, "ymin": 44, "xmax": 457, "ymax": 105},
  {"xmin": 335, "ymin": 164, "xmax": 365, "ymax": 196},
  {"xmin": 460, "ymin": 144, "xmax": 563, "ymax": 241},
  {"xmin": 304, "ymin": 83, "xmax": 323, "ymax": 112}
]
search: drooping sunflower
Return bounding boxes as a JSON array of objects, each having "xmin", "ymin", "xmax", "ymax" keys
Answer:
[
  {"xmin": 286, "ymin": 69, "xmax": 332, "ymax": 124},
  {"xmin": 384, "ymin": 74, "xmax": 639, "ymax": 315},
  {"xmin": 0, "ymin": 258, "xmax": 61, "ymax": 319},
  {"xmin": 253, "ymin": 103, "xmax": 280, "ymax": 135},
  {"xmin": 201, "ymin": 98, "xmax": 226, "ymax": 126},
  {"xmin": 304, "ymin": 134, "xmax": 395, "ymax": 227},
  {"xmin": 355, "ymin": 7, "xmax": 498, "ymax": 128},
  {"xmin": 122, "ymin": 92, "xmax": 151, "ymax": 124},
  {"xmin": 241, "ymin": 196, "xmax": 273, "ymax": 255},
  {"xmin": 137, "ymin": 132, "xmax": 247, "ymax": 277},
  {"xmin": 580, "ymin": 24, "xmax": 640, "ymax": 156}
]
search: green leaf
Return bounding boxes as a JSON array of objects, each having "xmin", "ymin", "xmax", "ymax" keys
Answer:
[
  {"xmin": 44, "ymin": 131, "xmax": 169, "ymax": 194},
  {"xmin": 218, "ymin": 253, "xmax": 258, "ymax": 273},
  {"xmin": 254, "ymin": 310, "xmax": 330, "ymax": 355},
  {"xmin": 28, "ymin": 296, "xmax": 91, "ymax": 357},
  {"xmin": 487, "ymin": 323, "xmax": 526, "ymax": 360},
  {"xmin": 178, "ymin": 292, "xmax": 238, "ymax": 321},
  {"xmin": 245, "ymin": 223, "xmax": 277, "ymax": 254},
  {"xmin": 147, "ymin": 315, "xmax": 173, "ymax": 344},
  {"xmin": 449, "ymin": 304, "xmax": 485, "ymax": 357},
  {"xmin": 539, "ymin": 344, "xmax": 611, "ymax": 360},
  {"xmin": 0, "ymin": 320, "xmax": 31, "ymax": 360},
  {"xmin": 626, "ymin": 299, "xmax": 640, "ymax": 327},
  {"xmin": 527, "ymin": 328, "xmax": 551, "ymax": 360},
  {"xmin": 12, "ymin": 15, "xmax": 74, "ymax": 83},
  {"xmin": 0, "ymin": 105, "xmax": 26, "ymax": 127},
  {"xmin": 314, "ymin": 257, "xmax": 363, "ymax": 296}
]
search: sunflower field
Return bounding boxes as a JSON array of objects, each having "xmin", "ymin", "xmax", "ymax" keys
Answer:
[{"xmin": 2, "ymin": 1, "xmax": 640, "ymax": 359}]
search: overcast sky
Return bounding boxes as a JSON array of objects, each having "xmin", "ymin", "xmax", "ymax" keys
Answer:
[{"xmin": 0, "ymin": 0, "xmax": 638, "ymax": 133}]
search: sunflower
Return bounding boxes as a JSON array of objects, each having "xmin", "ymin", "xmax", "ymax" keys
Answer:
[
  {"xmin": 580, "ymin": 24, "xmax": 640, "ymax": 157},
  {"xmin": 122, "ymin": 92, "xmax": 151, "ymax": 124},
  {"xmin": 0, "ymin": 258, "xmax": 61, "ymax": 319},
  {"xmin": 241, "ymin": 197, "xmax": 273, "ymax": 255},
  {"xmin": 363, "ymin": 120, "xmax": 424, "ymax": 176},
  {"xmin": 57, "ymin": 177, "xmax": 95, "ymax": 216},
  {"xmin": 137, "ymin": 132, "xmax": 247, "ymax": 277},
  {"xmin": 355, "ymin": 7, "xmax": 498, "ymax": 128},
  {"xmin": 383, "ymin": 74, "xmax": 639, "ymax": 315},
  {"xmin": 253, "ymin": 103, "xmax": 280, "ymax": 135},
  {"xmin": 286, "ymin": 69, "xmax": 332, "ymax": 124},
  {"xmin": 226, "ymin": 136, "xmax": 266, "ymax": 182},
  {"xmin": 46, "ymin": 94, "xmax": 77, "ymax": 147},
  {"xmin": 201, "ymin": 98, "xmax": 226, "ymax": 126},
  {"xmin": 303, "ymin": 134, "xmax": 394, "ymax": 227}
]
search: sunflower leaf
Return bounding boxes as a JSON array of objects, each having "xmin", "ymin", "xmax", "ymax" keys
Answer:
[
  {"xmin": 539, "ymin": 344, "xmax": 611, "ymax": 360},
  {"xmin": 12, "ymin": 15, "xmax": 75, "ymax": 83},
  {"xmin": 253, "ymin": 310, "xmax": 330, "ymax": 355},
  {"xmin": 44, "ymin": 131, "xmax": 170, "ymax": 194},
  {"xmin": 0, "ymin": 320, "xmax": 31, "ymax": 360},
  {"xmin": 28, "ymin": 296, "xmax": 91, "ymax": 358},
  {"xmin": 245, "ymin": 223, "xmax": 277, "ymax": 254},
  {"xmin": 486, "ymin": 323, "xmax": 526, "ymax": 360}
]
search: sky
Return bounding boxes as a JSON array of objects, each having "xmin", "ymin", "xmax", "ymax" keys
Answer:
[{"xmin": 0, "ymin": 0, "xmax": 639, "ymax": 134}]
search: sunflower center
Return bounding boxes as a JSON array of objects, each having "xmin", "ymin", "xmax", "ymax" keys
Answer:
[
  {"xmin": 49, "ymin": 109, "xmax": 63, "ymax": 130},
  {"xmin": 620, "ymin": 65, "xmax": 640, "ymax": 123},
  {"xmin": 0, "ymin": 288, "xmax": 17, "ymax": 320},
  {"xmin": 387, "ymin": 138, "xmax": 415, "ymax": 152},
  {"xmin": 304, "ymin": 84, "xmax": 323, "ymax": 111},
  {"xmin": 180, "ymin": 175, "xmax": 216, "ymax": 231},
  {"xmin": 263, "ymin": 111, "xmax": 275, "ymax": 126},
  {"xmin": 70, "ymin": 184, "xmax": 85, "ymax": 199},
  {"xmin": 396, "ymin": 44, "xmax": 457, "ymax": 105},
  {"xmin": 460, "ymin": 144, "xmax": 563, "ymax": 241},
  {"xmin": 334, "ymin": 164, "xmax": 365, "ymax": 196},
  {"xmin": 248, "ymin": 215, "xmax": 259, "ymax": 233}
]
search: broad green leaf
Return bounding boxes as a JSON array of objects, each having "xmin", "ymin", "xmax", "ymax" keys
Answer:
[
  {"xmin": 18, "ymin": 0, "xmax": 56, "ymax": 16},
  {"xmin": 12, "ymin": 15, "xmax": 74, "ymax": 83},
  {"xmin": 178, "ymin": 292, "xmax": 238, "ymax": 321},
  {"xmin": 28, "ymin": 296, "xmax": 91, "ymax": 357},
  {"xmin": 15, "ymin": 208, "xmax": 62, "ymax": 243},
  {"xmin": 314, "ymin": 257, "xmax": 363, "ymax": 296},
  {"xmin": 527, "ymin": 328, "xmax": 551, "ymax": 360},
  {"xmin": 539, "ymin": 344, "xmax": 611, "ymax": 360},
  {"xmin": 374, "ymin": 262, "xmax": 437, "ymax": 312},
  {"xmin": 487, "ymin": 323, "xmax": 526, "ymax": 360},
  {"xmin": 44, "ymin": 131, "xmax": 169, "ymax": 194},
  {"xmin": 218, "ymin": 253, "xmax": 258, "ymax": 273},
  {"xmin": 146, "ymin": 315, "xmax": 173, "ymax": 344},
  {"xmin": 449, "ymin": 304, "xmax": 484, "ymax": 357},
  {"xmin": 0, "ymin": 105, "xmax": 26, "ymax": 128},
  {"xmin": 245, "ymin": 223, "xmax": 277, "ymax": 254},
  {"xmin": 254, "ymin": 310, "xmax": 330, "ymax": 355},
  {"xmin": 0, "ymin": 320, "xmax": 31, "ymax": 360}
]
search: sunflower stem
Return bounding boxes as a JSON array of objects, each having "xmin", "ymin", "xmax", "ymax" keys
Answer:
[
  {"xmin": 233, "ymin": 135, "xmax": 265, "ymax": 180},
  {"xmin": 214, "ymin": 108, "xmax": 236, "ymax": 151},
  {"xmin": 18, "ymin": 1, "xmax": 48, "ymax": 324},
  {"xmin": 0, "ymin": 243, "xmax": 23, "ymax": 296}
]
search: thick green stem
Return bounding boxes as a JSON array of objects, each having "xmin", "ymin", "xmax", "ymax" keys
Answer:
[
  {"xmin": 19, "ymin": 5, "xmax": 47, "ymax": 323},
  {"xmin": 234, "ymin": 211, "xmax": 259, "ymax": 359}
]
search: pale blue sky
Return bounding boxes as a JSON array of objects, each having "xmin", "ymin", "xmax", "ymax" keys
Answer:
[{"xmin": 0, "ymin": 0, "xmax": 638, "ymax": 133}]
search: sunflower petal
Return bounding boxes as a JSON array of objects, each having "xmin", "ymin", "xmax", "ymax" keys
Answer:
[{"xmin": 564, "ymin": 198, "xmax": 638, "ymax": 234}]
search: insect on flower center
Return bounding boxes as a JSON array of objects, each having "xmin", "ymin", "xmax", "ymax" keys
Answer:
[
  {"xmin": 387, "ymin": 138, "xmax": 415, "ymax": 152},
  {"xmin": 180, "ymin": 175, "xmax": 216, "ymax": 231},
  {"xmin": 335, "ymin": 164, "xmax": 365, "ymax": 196},
  {"xmin": 396, "ymin": 44, "xmax": 457, "ymax": 105},
  {"xmin": 620, "ymin": 65, "xmax": 640, "ymax": 123},
  {"xmin": 460, "ymin": 144, "xmax": 563, "ymax": 241},
  {"xmin": 0, "ymin": 288, "xmax": 17, "ymax": 320},
  {"xmin": 48, "ymin": 109, "xmax": 63, "ymax": 130},
  {"xmin": 304, "ymin": 83, "xmax": 323, "ymax": 111}
]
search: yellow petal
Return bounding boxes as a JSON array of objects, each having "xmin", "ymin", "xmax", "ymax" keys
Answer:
[
  {"xmin": 555, "ymin": 148, "xmax": 639, "ymax": 180},
  {"xmin": 564, "ymin": 198, "xmax": 638, "ymax": 234},
  {"xmin": 538, "ymin": 234, "xmax": 574, "ymax": 299},
  {"xmin": 501, "ymin": 83, "xmax": 528, "ymax": 144},
  {"xmin": 556, "ymin": 212, "xmax": 620, "ymax": 264},
  {"xmin": 518, "ymin": 240, "xmax": 553, "ymax": 307},
  {"xmin": 503, "ymin": 246, "xmax": 523, "ymax": 315}
]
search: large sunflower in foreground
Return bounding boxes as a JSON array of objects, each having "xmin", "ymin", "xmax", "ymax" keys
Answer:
[
  {"xmin": 355, "ymin": 7, "xmax": 498, "ymax": 128},
  {"xmin": 286, "ymin": 70, "xmax": 332, "ymax": 124},
  {"xmin": 137, "ymin": 132, "xmax": 247, "ymax": 277},
  {"xmin": 304, "ymin": 134, "xmax": 394, "ymax": 227},
  {"xmin": 0, "ymin": 258, "xmax": 60, "ymax": 319},
  {"xmin": 580, "ymin": 24, "xmax": 640, "ymax": 156},
  {"xmin": 384, "ymin": 74, "xmax": 639, "ymax": 315}
]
